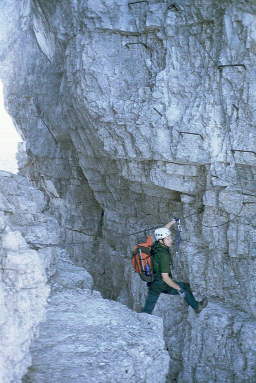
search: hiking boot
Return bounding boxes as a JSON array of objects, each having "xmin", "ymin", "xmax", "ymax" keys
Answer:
[{"xmin": 194, "ymin": 297, "xmax": 208, "ymax": 314}]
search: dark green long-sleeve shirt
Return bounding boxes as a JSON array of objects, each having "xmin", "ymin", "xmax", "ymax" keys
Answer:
[{"xmin": 151, "ymin": 241, "xmax": 173, "ymax": 279}]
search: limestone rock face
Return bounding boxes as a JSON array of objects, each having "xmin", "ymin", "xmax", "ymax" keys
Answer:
[
  {"xmin": 24, "ymin": 290, "xmax": 169, "ymax": 383},
  {"xmin": 0, "ymin": 0, "xmax": 256, "ymax": 382},
  {"xmin": 0, "ymin": 172, "xmax": 58, "ymax": 383},
  {"xmin": 23, "ymin": 249, "xmax": 169, "ymax": 383},
  {"xmin": 0, "ymin": 172, "xmax": 169, "ymax": 383}
]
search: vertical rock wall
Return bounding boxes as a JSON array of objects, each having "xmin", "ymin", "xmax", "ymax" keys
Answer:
[
  {"xmin": 0, "ymin": 172, "xmax": 169, "ymax": 383},
  {"xmin": 0, "ymin": 0, "xmax": 256, "ymax": 382},
  {"xmin": 0, "ymin": 171, "xmax": 59, "ymax": 382}
]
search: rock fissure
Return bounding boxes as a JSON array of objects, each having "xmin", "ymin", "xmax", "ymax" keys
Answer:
[{"xmin": 0, "ymin": 0, "xmax": 256, "ymax": 382}]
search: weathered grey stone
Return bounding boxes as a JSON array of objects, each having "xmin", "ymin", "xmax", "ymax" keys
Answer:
[
  {"xmin": 180, "ymin": 302, "xmax": 256, "ymax": 383},
  {"xmin": 23, "ymin": 249, "xmax": 169, "ymax": 383},
  {"xmin": 0, "ymin": 212, "xmax": 6, "ymax": 231},
  {"xmin": 24, "ymin": 215, "xmax": 60, "ymax": 247},
  {"xmin": 52, "ymin": 249, "xmax": 93, "ymax": 291},
  {"xmin": 0, "ymin": 170, "xmax": 168, "ymax": 383},
  {"xmin": 2, "ymin": 230, "xmax": 27, "ymax": 251},
  {"xmin": 0, "ymin": 174, "xmax": 59, "ymax": 383},
  {"xmin": 23, "ymin": 288, "xmax": 169, "ymax": 383},
  {"xmin": 0, "ymin": 170, "xmax": 13, "ymax": 177},
  {"xmin": 0, "ymin": 192, "xmax": 14, "ymax": 213},
  {"xmin": 38, "ymin": 247, "xmax": 58, "ymax": 279},
  {"xmin": 0, "ymin": 0, "xmax": 256, "ymax": 382},
  {"xmin": 0, "ymin": 228, "xmax": 50, "ymax": 383}
]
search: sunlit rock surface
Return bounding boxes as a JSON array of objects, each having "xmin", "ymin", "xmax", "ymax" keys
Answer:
[
  {"xmin": 23, "ymin": 250, "xmax": 169, "ymax": 383},
  {"xmin": 0, "ymin": 171, "xmax": 57, "ymax": 383},
  {"xmin": 0, "ymin": 81, "xmax": 21, "ymax": 174},
  {"xmin": 0, "ymin": 0, "xmax": 256, "ymax": 382},
  {"xmin": 0, "ymin": 171, "xmax": 169, "ymax": 383}
]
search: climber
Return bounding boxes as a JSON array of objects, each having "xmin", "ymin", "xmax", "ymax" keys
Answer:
[{"xmin": 142, "ymin": 220, "xmax": 208, "ymax": 314}]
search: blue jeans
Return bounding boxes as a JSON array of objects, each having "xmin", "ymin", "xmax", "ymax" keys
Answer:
[{"xmin": 142, "ymin": 279, "xmax": 199, "ymax": 314}]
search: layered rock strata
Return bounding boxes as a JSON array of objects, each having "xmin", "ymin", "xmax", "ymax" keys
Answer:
[
  {"xmin": 0, "ymin": 171, "xmax": 169, "ymax": 382},
  {"xmin": 23, "ymin": 251, "xmax": 169, "ymax": 383},
  {"xmin": 0, "ymin": 171, "xmax": 58, "ymax": 382},
  {"xmin": 0, "ymin": 0, "xmax": 256, "ymax": 382}
]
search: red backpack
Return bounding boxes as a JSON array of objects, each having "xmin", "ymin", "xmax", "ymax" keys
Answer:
[{"xmin": 131, "ymin": 236, "xmax": 154, "ymax": 282}]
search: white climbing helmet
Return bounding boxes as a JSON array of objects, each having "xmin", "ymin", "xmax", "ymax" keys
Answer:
[{"xmin": 154, "ymin": 227, "xmax": 171, "ymax": 241}]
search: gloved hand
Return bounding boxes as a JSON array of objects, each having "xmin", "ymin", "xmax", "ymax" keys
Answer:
[
  {"xmin": 178, "ymin": 288, "xmax": 186, "ymax": 298},
  {"xmin": 173, "ymin": 216, "xmax": 180, "ymax": 223}
]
